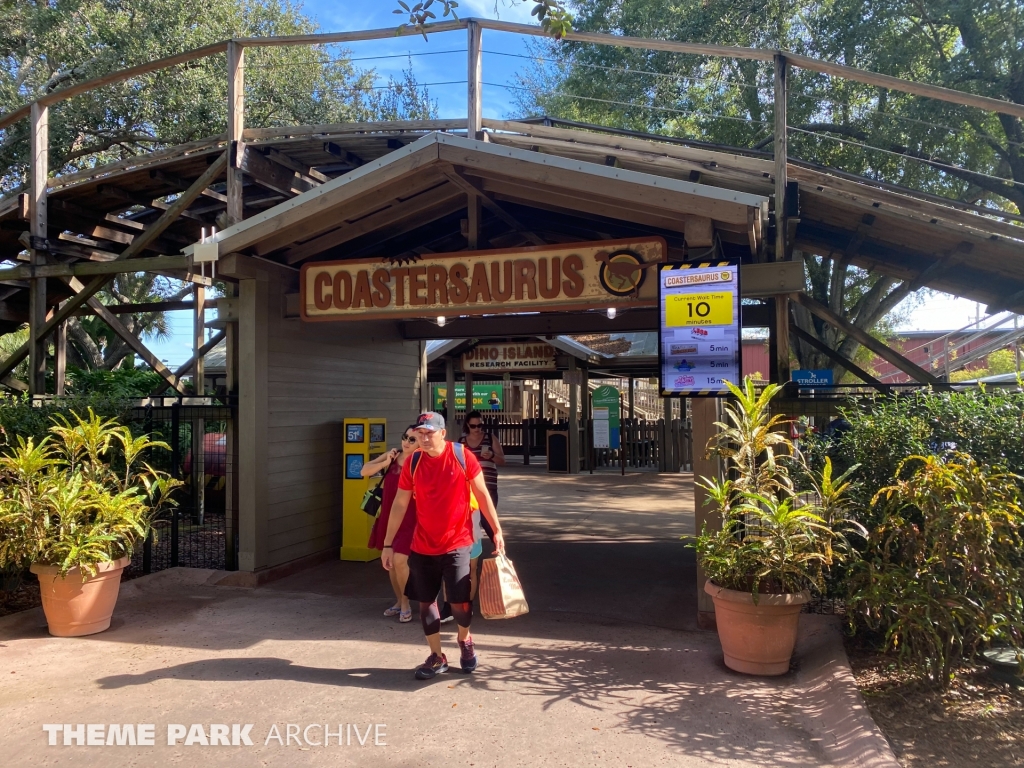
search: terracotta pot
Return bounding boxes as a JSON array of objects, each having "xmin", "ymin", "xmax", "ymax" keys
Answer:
[
  {"xmin": 704, "ymin": 581, "xmax": 810, "ymax": 676},
  {"xmin": 30, "ymin": 557, "xmax": 129, "ymax": 637}
]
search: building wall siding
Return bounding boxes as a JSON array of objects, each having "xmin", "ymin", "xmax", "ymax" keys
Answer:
[{"xmin": 262, "ymin": 283, "xmax": 422, "ymax": 569}]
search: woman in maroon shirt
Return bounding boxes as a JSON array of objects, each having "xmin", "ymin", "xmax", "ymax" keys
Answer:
[{"xmin": 364, "ymin": 424, "xmax": 419, "ymax": 622}]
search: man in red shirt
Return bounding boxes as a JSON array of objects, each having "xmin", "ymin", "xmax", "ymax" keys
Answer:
[{"xmin": 381, "ymin": 412, "xmax": 505, "ymax": 679}]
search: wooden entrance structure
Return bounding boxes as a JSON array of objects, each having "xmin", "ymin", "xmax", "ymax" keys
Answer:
[{"xmin": 0, "ymin": 19, "xmax": 1021, "ymax": 586}]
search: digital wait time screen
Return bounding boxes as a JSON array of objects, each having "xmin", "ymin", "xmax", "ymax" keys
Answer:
[{"xmin": 658, "ymin": 261, "xmax": 742, "ymax": 396}]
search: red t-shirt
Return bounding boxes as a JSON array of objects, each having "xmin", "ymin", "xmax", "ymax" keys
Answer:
[{"xmin": 399, "ymin": 442, "xmax": 481, "ymax": 555}]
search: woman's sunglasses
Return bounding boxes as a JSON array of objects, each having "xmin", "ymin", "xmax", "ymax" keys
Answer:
[
  {"xmin": 403, "ymin": 435, "xmax": 418, "ymax": 443},
  {"xmin": 467, "ymin": 423, "xmax": 483, "ymax": 430}
]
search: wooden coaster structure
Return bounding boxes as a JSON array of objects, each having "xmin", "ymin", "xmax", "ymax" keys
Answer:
[{"xmin": 0, "ymin": 17, "xmax": 1022, "ymax": 396}]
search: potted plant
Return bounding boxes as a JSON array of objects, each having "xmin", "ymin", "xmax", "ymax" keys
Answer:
[
  {"xmin": 0, "ymin": 410, "xmax": 180, "ymax": 636},
  {"xmin": 694, "ymin": 378, "xmax": 861, "ymax": 675}
]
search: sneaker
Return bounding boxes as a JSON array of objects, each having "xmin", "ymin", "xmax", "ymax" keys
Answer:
[
  {"xmin": 414, "ymin": 653, "xmax": 449, "ymax": 680},
  {"xmin": 458, "ymin": 637, "xmax": 478, "ymax": 673}
]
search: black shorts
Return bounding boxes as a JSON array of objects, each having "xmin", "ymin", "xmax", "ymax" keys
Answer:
[{"xmin": 405, "ymin": 546, "xmax": 473, "ymax": 604}]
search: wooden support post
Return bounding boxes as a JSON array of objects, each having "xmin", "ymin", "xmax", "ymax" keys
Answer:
[
  {"xmin": 628, "ymin": 376, "xmax": 635, "ymax": 419},
  {"xmin": 581, "ymin": 365, "xmax": 590, "ymax": 473},
  {"xmin": 775, "ymin": 295, "xmax": 791, "ymax": 383},
  {"xmin": 539, "ymin": 378, "xmax": 546, "ymax": 419},
  {"xmin": 445, "ymin": 355, "xmax": 457, "ymax": 434},
  {"xmin": 568, "ymin": 359, "xmax": 579, "ymax": 474},
  {"xmin": 466, "ymin": 192, "xmax": 482, "ymax": 250},
  {"xmin": 467, "ymin": 21, "xmax": 483, "ymax": 140},
  {"xmin": 54, "ymin": 306, "xmax": 66, "ymax": 396},
  {"xmin": 226, "ymin": 41, "xmax": 245, "ymax": 225},
  {"xmin": 28, "ymin": 101, "xmax": 48, "ymax": 394},
  {"xmin": 773, "ymin": 54, "xmax": 788, "ymax": 262},
  {"xmin": 224, "ymin": 285, "xmax": 239, "ymax": 571},
  {"xmin": 192, "ymin": 283, "xmax": 206, "ymax": 524},
  {"xmin": 692, "ymin": 396, "xmax": 723, "ymax": 629},
  {"xmin": 419, "ymin": 340, "xmax": 430, "ymax": 413},
  {"xmin": 772, "ymin": 54, "xmax": 792, "ymax": 384},
  {"xmin": 237, "ymin": 278, "xmax": 268, "ymax": 572},
  {"xmin": 464, "ymin": 371, "xmax": 474, "ymax": 430}
]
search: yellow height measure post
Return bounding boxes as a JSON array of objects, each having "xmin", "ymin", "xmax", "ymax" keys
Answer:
[{"xmin": 341, "ymin": 418, "xmax": 388, "ymax": 562}]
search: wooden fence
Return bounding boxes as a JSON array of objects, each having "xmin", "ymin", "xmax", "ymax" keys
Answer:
[{"xmin": 478, "ymin": 415, "xmax": 692, "ymax": 473}]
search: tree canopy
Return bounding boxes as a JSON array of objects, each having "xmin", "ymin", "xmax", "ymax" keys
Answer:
[
  {"xmin": 512, "ymin": 0, "xmax": 1022, "ymax": 377},
  {"xmin": 1, "ymin": 0, "xmax": 436, "ymax": 193}
]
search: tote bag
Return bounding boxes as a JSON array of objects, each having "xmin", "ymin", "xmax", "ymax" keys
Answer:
[{"xmin": 479, "ymin": 554, "xmax": 529, "ymax": 619}]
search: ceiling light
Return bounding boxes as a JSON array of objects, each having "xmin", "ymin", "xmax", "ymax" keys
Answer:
[
  {"xmin": 606, "ymin": 307, "xmax": 617, "ymax": 319},
  {"xmin": 437, "ymin": 316, "xmax": 446, "ymax": 327}
]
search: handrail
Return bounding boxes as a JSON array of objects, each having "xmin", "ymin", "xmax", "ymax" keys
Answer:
[{"xmin": 2, "ymin": 16, "xmax": 1022, "ymax": 133}]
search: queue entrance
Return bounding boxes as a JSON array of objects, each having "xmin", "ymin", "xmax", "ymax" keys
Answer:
[{"xmin": 205, "ymin": 130, "xmax": 785, "ymax": 623}]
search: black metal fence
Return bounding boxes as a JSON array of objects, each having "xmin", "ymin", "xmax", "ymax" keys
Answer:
[{"xmin": 122, "ymin": 403, "xmax": 236, "ymax": 577}]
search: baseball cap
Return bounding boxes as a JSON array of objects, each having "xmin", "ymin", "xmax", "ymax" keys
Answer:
[{"xmin": 415, "ymin": 412, "xmax": 446, "ymax": 432}]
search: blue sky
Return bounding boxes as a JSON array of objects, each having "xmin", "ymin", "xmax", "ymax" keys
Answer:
[{"xmin": 146, "ymin": 1, "xmax": 982, "ymax": 367}]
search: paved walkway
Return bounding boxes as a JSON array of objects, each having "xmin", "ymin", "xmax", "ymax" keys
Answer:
[{"xmin": 0, "ymin": 465, "xmax": 896, "ymax": 767}]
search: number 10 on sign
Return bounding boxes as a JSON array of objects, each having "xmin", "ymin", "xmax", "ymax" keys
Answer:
[{"xmin": 665, "ymin": 292, "xmax": 733, "ymax": 327}]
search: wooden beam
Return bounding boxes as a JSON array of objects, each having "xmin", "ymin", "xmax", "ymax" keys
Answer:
[
  {"xmin": 467, "ymin": 21, "xmax": 483, "ymax": 140},
  {"xmin": 28, "ymin": 101, "xmax": 48, "ymax": 394},
  {"xmin": 441, "ymin": 167, "xmax": 545, "ymax": 246},
  {"xmin": 404, "ymin": 302, "xmax": 774, "ymax": 340},
  {"xmin": 150, "ymin": 170, "xmax": 228, "ymax": 203},
  {"xmin": 78, "ymin": 299, "xmax": 195, "ymax": 316},
  {"xmin": 0, "ymin": 153, "xmax": 227, "ymax": 382},
  {"xmin": 281, "ymin": 183, "xmax": 462, "ymax": 264},
  {"xmin": 81, "ymin": 290, "xmax": 186, "ymax": 393},
  {"xmin": 264, "ymin": 147, "xmax": 328, "ymax": 183},
  {"xmin": 0, "ymin": 254, "xmax": 191, "ymax": 281},
  {"xmin": 227, "ymin": 40, "xmax": 245, "ymax": 225},
  {"xmin": 237, "ymin": 143, "xmax": 318, "ymax": 197},
  {"xmin": 322, "ymin": 142, "xmax": 364, "ymax": 168},
  {"xmin": 792, "ymin": 291, "xmax": 943, "ymax": 385},
  {"xmin": 243, "ymin": 118, "xmax": 466, "ymax": 142},
  {"xmin": 789, "ymin": 322, "xmax": 890, "ymax": 392},
  {"xmin": 150, "ymin": 329, "xmax": 226, "ymax": 397}
]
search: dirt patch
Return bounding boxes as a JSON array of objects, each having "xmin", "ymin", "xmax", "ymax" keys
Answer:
[
  {"xmin": 847, "ymin": 638, "xmax": 1024, "ymax": 767},
  {"xmin": 0, "ymin": 575, "xmax": 40, "ymax": 618}
]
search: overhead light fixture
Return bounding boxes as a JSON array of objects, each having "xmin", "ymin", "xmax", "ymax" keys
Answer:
[
  {"xmin": 606, "ymin": 307, "xmax": 617, "ymax": 319},
  {"xmin": 436, "ymin": 315, "xmax": 446, "ymax": 327}
]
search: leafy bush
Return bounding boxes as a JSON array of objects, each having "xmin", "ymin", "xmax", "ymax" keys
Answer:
[
  {"xmin": 803, "ymin": 386, "xmax": 1024, "ymax": 530},
  {"xmin": 66, "ymin": 367, "xmax": 165, "ymax": 399},
  {"xmin": 693, "ymin": 378, "xmax": 863, "ymax": 598},
  {"xmin": 0, "ymin": 410, "xmax": 181, "ymax": 576},
  {"xmin": 847, "ymin": 453, "xmax": 1024, "ymax": 685}
]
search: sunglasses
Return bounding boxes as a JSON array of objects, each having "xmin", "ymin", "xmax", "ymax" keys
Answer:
[
  {"xmin": 403, "ymin": 435, "xmax": 418, "ymax": 443},
  {"xmin": 467, "ymin": 423, "xmax": 483, "ymax": 430}
]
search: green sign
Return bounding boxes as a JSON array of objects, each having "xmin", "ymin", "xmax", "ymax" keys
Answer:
[
  {"xmin": 591, "ymin": 385, "xmax": 621, "ymax": 449},
  {"xmin": 433, "ymin": 384, "xmax": 487, "ymax": 411}
]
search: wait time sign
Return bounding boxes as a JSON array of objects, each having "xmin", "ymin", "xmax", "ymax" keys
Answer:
[{"xmin": 658, "ymin": 261, "xmax": 742, "ymax": 396}]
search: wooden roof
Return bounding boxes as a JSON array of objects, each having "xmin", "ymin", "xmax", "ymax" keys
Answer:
[{"xmin": 1, "ymin": 116, "xmax": 1022, "ymax": 340}]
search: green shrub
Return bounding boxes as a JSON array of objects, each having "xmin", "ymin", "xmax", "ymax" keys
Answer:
[
  {"xmin": 803, "ymin": 386, "xmax": 1024, "ymax": 530},
  {"xmin": 0, "ymin": 410, "xmax": 181, "ymax": 576},
  {"xmin": 846, "ymin": 453, "xmax": 1024, "ymax": 685}
]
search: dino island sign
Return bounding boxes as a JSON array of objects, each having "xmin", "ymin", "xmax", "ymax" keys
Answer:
[{"xmin": 299, "ymin": 238, "xmax": 666, "ymax": 321}]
